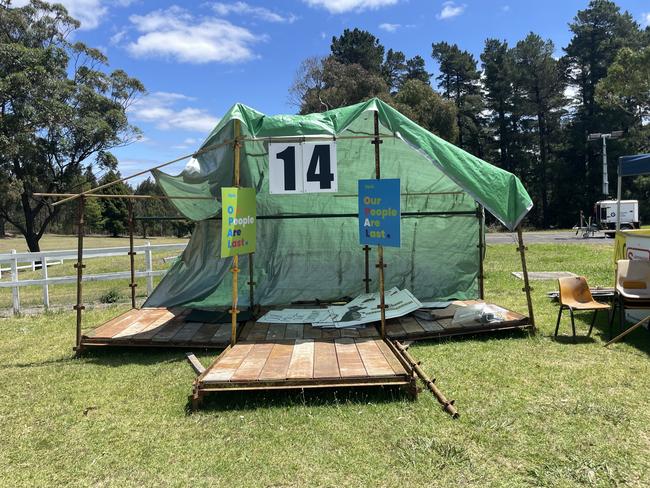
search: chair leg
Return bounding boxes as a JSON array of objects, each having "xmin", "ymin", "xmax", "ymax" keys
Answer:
[
  {"xmin": 609, "ymin": 299, "xmax": 617, "ymax": 339},
  {"xmin": 555, "ymin": 306, "xmax": 563, "ymax": 337},
  {"xmin": 588, "ymin": 309, "xmax": 597, "ymax": 336},
  {"xmin": 619, "ymin": 297, "xmax": 625, "ymax": 334},
  {"xmin": 569, "ymin": 308, "xmax": 577, "ymax": 342}
]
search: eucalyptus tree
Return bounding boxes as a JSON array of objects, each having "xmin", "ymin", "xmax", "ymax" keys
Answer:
[{"xmin": 0, "ymin": 0, "xmax": 144, "ymax": 251}]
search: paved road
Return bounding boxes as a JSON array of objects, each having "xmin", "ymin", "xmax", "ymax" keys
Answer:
[{"xmin": 486, "ymin": 230, "xmax": 614, "ymax": 244}]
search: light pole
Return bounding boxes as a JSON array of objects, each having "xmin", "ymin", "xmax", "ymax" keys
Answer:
[{"xmin": 587, "ymin": 131, "xmax": 624, "ymax": 198}]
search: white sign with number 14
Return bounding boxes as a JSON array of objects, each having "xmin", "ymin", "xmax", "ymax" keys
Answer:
[{"xmin": 268, "ymin": 142, "xmax": 337, "ymax": 194}]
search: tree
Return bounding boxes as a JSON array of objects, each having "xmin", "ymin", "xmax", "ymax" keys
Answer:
[
  {"xmin": 596, "ymin": 47, "xmax": 650, "ymax": 122},
  {"xmin": 290, "ymin": 57, "xmax": 389, "ymax": 114},
  {"xmin": 98, "ymin": 169, "xmax": 132, "ymax": 237},
  {"xmin": 0, "ymin": 1, "xmax": 144, "ymax": 251},
  {"xmin": 563, "ymin": 0, "xmax": 643, "ymax": 205},
  {"xmin": 134, "ymin": 177, "xmax": 176, "ymax": 238},
  {"xmin": 331, "ymin": 28, "xmax": 385, "ymax": 74},
  {"xmin": 431, "ymin": 42, "xmax": 484, "ymax": 156},
  {"xmin": 481, "ymin": 39, "xmax": 518, "ymax": 173},
  {"xmin": 404, "ymin": 55, "xmax": 430, "ymax": 85},
  {"xmin": 392, "ymin": 79, "xmax": 458, "ymax": 142},
  {"xmin": 513, "ymin": 33, "xmax": 566, "ymax": 227},
  {"xmin": 382, "ymin": 48, "xmax": 407, "ymax": 92}
]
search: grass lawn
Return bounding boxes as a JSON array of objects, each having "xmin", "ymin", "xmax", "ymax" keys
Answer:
[
  {"xmin": 1, "ymin": 240, "xmax": 649, "ymax": 486},
  {"xmin": 0, "ymin": 234, "xmax": 188, "ymax": 311}
]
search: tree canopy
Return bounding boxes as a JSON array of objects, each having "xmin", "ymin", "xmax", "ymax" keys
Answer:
[
  {"xmin": 289, "ymin": 1, "xmax": 650, "ymax": 228},
  {"xmin": 0, "ymin": 0, "xmax": 144, "ymax": 250}
]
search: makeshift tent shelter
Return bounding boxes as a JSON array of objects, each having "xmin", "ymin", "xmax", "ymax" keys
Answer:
[{"xmin": 142, "ymin": 98, "xmax": 533, "ymax": 310}]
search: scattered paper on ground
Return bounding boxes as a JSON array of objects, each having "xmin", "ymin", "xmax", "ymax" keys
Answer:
[
  {"xmin": 419, "ymin": 301, "xmax": 453, "ymax": 309},
  {"xmin": 256, "ymin": 288, "xmax": 422, "ymax": 329}
]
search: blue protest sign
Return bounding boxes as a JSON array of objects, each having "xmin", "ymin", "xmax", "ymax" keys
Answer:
[{"xmin": 358, "ymin": 178, "xmax": 401, "ymax": 248}]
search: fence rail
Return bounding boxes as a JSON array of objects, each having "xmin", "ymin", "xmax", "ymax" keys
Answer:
[{"xmin": 0, "ymin": 242, "xmax": 187, "ymax": 314}]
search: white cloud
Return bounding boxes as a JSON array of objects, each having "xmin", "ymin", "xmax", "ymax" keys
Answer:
[
  {"xmin": 11, "ymin": 0, "xmax": 108, "ymax": 29},
  {"xmin": 379, "ymin": 23, "xmax": 400, "ymax": 32},
  {"xmin": 641, "ymin": 12, "xmax": 650, "ymax": 27},
  {"xmin": 109, "ymin": 29, "xmax": 127, "ymax": 45},
  {"xmin": 129, "ymin": 92, "xmax": 219, "ymax": 133},
  {"xmin": 501, "ymin": 5, "xmax": 510, "ymax": 13},
  {"xmin": 303, "ymin": 0, "xmax": 399, "ymax": 14},
  {"xmin": 127, "ymin": 6, "xmax": 264, "ymax": 63},
  {"xmin": 436, "ymin": 1, "xmax": 465, "ymax": 20},
  {"xmin": 212, "ymin": 2, "xmax": 297, "ymax": 23}
]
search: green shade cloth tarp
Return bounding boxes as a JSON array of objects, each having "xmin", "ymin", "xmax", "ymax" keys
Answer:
[{"xmin": 145, "ymin": 98, "xmax": 532, "ymax": 309}]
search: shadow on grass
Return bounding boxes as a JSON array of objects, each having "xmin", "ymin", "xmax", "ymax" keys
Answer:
[
  {"xmin": 408, "ymin": 326, "xmax": 532, "ymax": 347},
  {"xmin": 187, "ymin": 384, "xmax": 414, "ymax": 414},
  {"xmin": 552, "ymin": 311, "xmax": 650, "ymax": 355},
  {"xmin": 76, "ymin": 346, "xmax": 188, "ymax": 368}
]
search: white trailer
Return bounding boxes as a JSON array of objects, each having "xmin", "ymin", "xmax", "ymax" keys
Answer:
[{"xmin": 595, "ymin": 199, "xmax": 639, "ymax": 236}]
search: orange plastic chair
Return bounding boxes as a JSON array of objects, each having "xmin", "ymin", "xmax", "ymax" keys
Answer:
[{"xmin": 555, "ymin": 276, "xmax": 610, "ymax": 341}]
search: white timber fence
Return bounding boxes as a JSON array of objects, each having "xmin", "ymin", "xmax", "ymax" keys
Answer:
[{"xmin": 0, "ymin": 242, "xmax": 187, "ymax": 315}]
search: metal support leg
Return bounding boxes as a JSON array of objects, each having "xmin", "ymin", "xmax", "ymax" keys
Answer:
[
  {"xmin": 609, "ymin": 297, "xmax": 617, "ymax": 338},
  {"xmin": 569, "ymin": 308, "xmax": 577, "ymax": 342},
  {"xmin": 555, "ymin": 306, "xmax": 563, "ymax": 337},
  {"xmin": 588, "ymin": 310, "xmax": 597, "ymax": 336},
  {"xmin": 618, "ymin": 297, "xmax": 625, "ymax": 335}
]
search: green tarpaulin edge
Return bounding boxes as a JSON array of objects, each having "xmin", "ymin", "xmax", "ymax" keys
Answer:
[{"xmin": 156, "ymin": 98, "xmax": 532, "ymax": 230}]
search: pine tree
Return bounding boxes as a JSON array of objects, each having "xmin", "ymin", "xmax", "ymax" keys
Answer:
[{"xmin": 431, "ymin": 42, "xmax": 484, "ymax": 156}]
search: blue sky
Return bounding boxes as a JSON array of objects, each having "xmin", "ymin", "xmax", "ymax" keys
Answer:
[{"xmin": 14, "ymin": 0, "xmax": 650, "ymax": 184}]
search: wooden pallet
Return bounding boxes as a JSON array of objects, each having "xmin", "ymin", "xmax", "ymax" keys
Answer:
[{"xmin": 190, "ymin": 336, "xmax": 415, "ymax": 407}]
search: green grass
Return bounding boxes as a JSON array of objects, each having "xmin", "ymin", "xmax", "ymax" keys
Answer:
[
  {"xmin": 1, "ymin": 241, "xmax": 650, "ymax": 486},
  {"xmin": 0, "ymin": 234, "xmax": 188, "ymax": 311}
]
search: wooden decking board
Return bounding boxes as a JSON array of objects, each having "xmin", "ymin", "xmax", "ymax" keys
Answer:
[
  {"xmin": 150, "ymin": 314, "xmax": 191, "ymax": 342},
  {"xmin": 399, "ymin": 317, "xmax": 426, "ymax": 335},
  {"xmin": 189, "ymin": 322, "xmax": 222, "ymax": 343},
  {"xmin": 414, "ymin": 317, "xmax": 445, "ymax": 333},
  {"xmin": 334, "ymin": 338, "xmax": 367, "ymax": 377},
  {"xmin": 86, "ymin": 309, "xmax": 141, "ymax": 339},
  {"xmin": 303, "ymin": 325, "xmax": 323, "ymax": 339},
  {"xmin": 385, "ymin": 319, "xmax": 407, "ymax": 337},
  {"xmin": 321, "ymin": 328, "xmax": 341, "ymax": 339},
  {"xmin": 286, "ymin": 339, "xmax": 315, "ymax": 379},
  {"xmin": 266, "ymin": 323, "xmax": 287, "ymax": 340},
  {"xmin": 284, "ymin": 323, "xmax": 304, "ymax": 339},
  {"xmin": 230, "ymin": 343, "xmax": 275, "ymax": 381},
  {"xmin": 202, "ymin": 343, "xmax": 255, "ymax": 382},
  {"xmin": 211, "ymin": 323, "xmax": 233, "ymax": 343},
  {"xmin": 340, "ymin": 328, "xmax": 360, "ymax": 338},
  {"xmin": 313, "ymin": 340, "xmax": 340, "ymax": 379},
  {"xmin": 130, "ymin": 311, "xmax": 180, "ymax": 341},
  {"xmin": 170, "ymin": 321, "xmax": 205, "ymax": 342},
  {"xmin": 355, "ymin": 338, "xmax": 396, "ymax": 377},
  {"xmin": 238, "ymin": 322, "xmax": 255, "ymax": 340},
  {"xmin": 246, "ymin": 323, "xmax": 270, "ymax": 341},
  {"xmin": 112, "ymin": 308, "xmax": 170, "ymax": 339},
  {"xmin": 375, "ymin": 339, "xmax": 408, "ymax": 376},
  {"xmin": 258, "ymin": 341, "xmax": 295, "ymax": 380},
  {"xmin": 358, "ymin": 326, "xmax": 379, "ymax": 338}
]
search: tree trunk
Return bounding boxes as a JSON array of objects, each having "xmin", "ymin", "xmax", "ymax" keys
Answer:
[
  {"xmin": 498, "ymin": 107, "xmax": 508, "ymax": 171},
  {"xmin": 0, "ymin": 217, "xmax": 5, "ymax": 238},
  {"xmin": 537, "ymin": 109, "xmax": 549, "ymax": 229}
]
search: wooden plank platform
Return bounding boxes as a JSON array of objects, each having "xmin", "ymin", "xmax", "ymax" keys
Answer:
[
  {"xmin": 383, "ymin": 302, "xmax": 532, "ymax": 341},
  {"xmin": 192, "ymin": 336, "xmax": 415, "ymax": 406},
  {"xmin": 80, "ymin": 301, "xmax": 531, "ymax": 351},
  {"xmin": 80, "ymin": 308, "xmax": 238, "ymax": 349}
]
